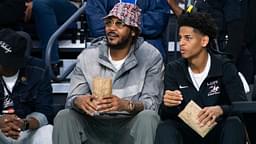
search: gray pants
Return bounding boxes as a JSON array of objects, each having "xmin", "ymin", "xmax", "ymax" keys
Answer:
[{"xmin": 53, "ymin": 109, "xmax": 160, "ymax": 144}]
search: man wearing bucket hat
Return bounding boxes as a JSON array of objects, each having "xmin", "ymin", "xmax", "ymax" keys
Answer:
[
  {"xmin": 53, "ymin": 2, "xmax": 164, "ymax": 144},
  {"xmin": 0, "ymin": 28, "xmax": 53, "ymax": 144},
  {"xmin": 85, "ymin": 0, "xmax": 169, "ymax": 62}
]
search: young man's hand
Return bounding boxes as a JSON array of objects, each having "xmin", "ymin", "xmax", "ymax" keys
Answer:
[
  {"xmin": 197, "ymin": 105, "xmax": 223, "ymax": 127},
  {"xmin": 163, "ymin": 90, "xmax": 183, "ymax": 107}
]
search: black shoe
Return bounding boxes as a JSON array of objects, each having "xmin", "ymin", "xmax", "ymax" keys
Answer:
[{"xmin": 51, "ymin": 61, "xmax": 63, "ymax": 76}]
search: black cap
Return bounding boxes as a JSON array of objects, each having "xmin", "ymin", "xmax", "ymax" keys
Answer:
[{"xmin": 0, "ymin": 29, "xmax": 26, "ymax": 69}]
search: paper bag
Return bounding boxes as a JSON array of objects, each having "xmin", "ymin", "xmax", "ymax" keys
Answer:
[
  {"xmin": 92, "ymin": 77, "xmax": 112, "ymax": 98},
  {"xmin": 178, "ymin": 100, "xmax": 216, "ymax": 137}
]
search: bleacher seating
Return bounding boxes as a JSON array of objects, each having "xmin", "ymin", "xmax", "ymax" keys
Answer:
[{"xmin": 24, "ymin": 1, "xmax": 256, "ymax": 142}]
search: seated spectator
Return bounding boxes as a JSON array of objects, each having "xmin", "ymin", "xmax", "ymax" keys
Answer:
[
  {"xmin": 0, "ymin": 29, "xmax": 53, "ymax": 144},
  {"xmin": 0, "ymin": 0, "xmax": 25, "ymax": 29},
  {"xmin": 27, "ymin": 0, "xmax": 79, "ymax": 74},
  {"xmin": 155, "ymin": 12, "xmax": 247, "ymax": 144},
  {"xmin": 167, "ymin": 0, "xmax": 243, "ymax": 64},
  {"xmin": 53, "ymin": 3, "xmax": 164, "ymax": 144},
  {"xmin": 85, "ymin": 0, "xmax": 169, "ymax": 61}
]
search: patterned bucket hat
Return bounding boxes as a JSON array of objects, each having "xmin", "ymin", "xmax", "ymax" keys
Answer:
[{"xmin": 104, "ymin": 2, "xmax": 141, "ymax": 30}]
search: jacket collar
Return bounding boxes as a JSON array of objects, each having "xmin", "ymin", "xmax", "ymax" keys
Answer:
[
  {"xmin": 17, "ymin": 67, "xmax": 29, "ymax": 86},
  {"xmin": 97, "ymin": 37, "xmax": 144, "ymax": 72},
  {"xmin": 179, "ymin": 52, "xmax": 224, "ymax": 81},
  {"xmin": 0, "ymin": 67, "xmax": 28, "ymax": 97}
]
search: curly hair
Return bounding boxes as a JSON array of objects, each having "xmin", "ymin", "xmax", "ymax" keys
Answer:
[{"xmin": 178, "ymin": 12, "xmax": 217, "ymax": 41}]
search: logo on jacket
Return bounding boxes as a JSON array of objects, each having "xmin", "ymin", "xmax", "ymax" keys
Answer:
[
  {"xmin": 179, "ymin": 85, "xmax": 188, "ymax": 89},
  {"xmin": 0, "ymin": 41, "xmax": 12, "ymax": 53},
  {"xmin": 207, "ymin": 80, "xmax": 220, "ymax": 96}
]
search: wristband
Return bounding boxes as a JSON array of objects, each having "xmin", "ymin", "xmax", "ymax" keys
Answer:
[
  {"xmin": 128, "ymin": 101, "xmax": 135, "ymax": 112},
  {"xmin": 21, "ymin": 119, "xmax": 29, "ymax": 131}
]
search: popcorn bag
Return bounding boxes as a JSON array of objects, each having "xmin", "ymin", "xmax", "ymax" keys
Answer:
[
  {"xmin": 92, "ymin": 77, "xmax": 112, "ymax": 98},
  {"xmin": 178, "ymin": 100, "xmax": 216, "ymax": 137}
]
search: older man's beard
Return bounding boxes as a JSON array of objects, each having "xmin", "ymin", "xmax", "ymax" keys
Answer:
[{"xmin": 106, "ymin": 31, "xmax": 133, "ymax": 50}]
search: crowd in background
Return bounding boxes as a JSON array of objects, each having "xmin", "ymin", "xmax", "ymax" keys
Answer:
[{"xmin": 0, "ymin": 0, "xmax": 256, "ymax": 144}]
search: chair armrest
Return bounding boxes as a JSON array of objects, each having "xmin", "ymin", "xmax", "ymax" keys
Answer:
[{"xmin": 232, "ymin": 101, "xmax": 256, "ymax": 113}]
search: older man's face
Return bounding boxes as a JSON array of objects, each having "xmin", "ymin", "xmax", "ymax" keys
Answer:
[{"xmin": 104, "ymin": 17, "xmax": 134, "ymax": 50}]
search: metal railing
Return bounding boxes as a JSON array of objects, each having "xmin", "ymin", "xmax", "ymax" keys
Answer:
[{"xmin": 45, "ymin": 2, "xmax": 87, "ymax": 82}]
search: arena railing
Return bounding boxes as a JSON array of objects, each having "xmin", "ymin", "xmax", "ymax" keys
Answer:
[{"xmin": 46, "ymin": 2, "xmax": 87, "ymax": 82}]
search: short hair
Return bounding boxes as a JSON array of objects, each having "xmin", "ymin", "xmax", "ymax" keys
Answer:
[{"xmin": 178, "ymin": 12, "xmax": 217, "ymax": 41}]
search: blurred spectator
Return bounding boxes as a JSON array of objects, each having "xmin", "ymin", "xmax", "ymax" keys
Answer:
[
  {"xmin": 167, "ymin": 0, "xmax": 184, "ymax": 16},
  {"xmin": 167, "ymin": 0, "xmax": 243, "ymax": 64},
  {"xmin": 0, "ymin": 0, "xmax": 25, "ymax": 29},
  {"xmin": 243, "ymin": 0, "xmax": 256, "ymax": 76},
  {"xmin": 85, "ymin": 0, "xmax": 169, "ymax": 61},
  {"xmin": 26, "ymin": 0, "xmax": 79, "ymax": 74},
  {"xmin": 242, "ymin": 0, "xmax": 256, "ymax": 143},
  {"xmin": 0, "ymin": 29, "xmax": 53, "ymax": 144}
]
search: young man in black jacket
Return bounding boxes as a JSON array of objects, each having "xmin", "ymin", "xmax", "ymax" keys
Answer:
[{"xmin": 155, "ymin": 12, "xmax": 247, "ymax": 144}]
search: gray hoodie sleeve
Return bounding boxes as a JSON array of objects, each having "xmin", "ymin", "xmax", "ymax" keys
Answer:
[
  {"xmin": 65, "ymin": 54, "xmax": 91, "ymax": 109},
  {"xmin": 139, "ymin": 51, "xmax": 164, "ymax": 111}
]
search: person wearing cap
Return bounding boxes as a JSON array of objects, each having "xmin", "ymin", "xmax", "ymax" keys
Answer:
[
  {"xmin": 85, "ymin": 0, "xmax": 169, "ymax": 62},
  {"xmin": 0, "ymin": 28, "xmax": 53, "ymax": 144},
  {"xmin": 155, "ymin": 12, "xmax": 246, "ymax": 144},
  {"xmin": 53, "ymin": 2, "xmax": 164, "ymax": 144}
]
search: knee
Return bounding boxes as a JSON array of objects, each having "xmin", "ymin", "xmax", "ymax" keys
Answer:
[
  {"xmin": 54, "ymin": 109, "xmax": 77, "ymax": 124},
  {"xmin": 131, "ymin": 110, "xmax": 160, "ymax": 131},
  {"xmin": 223, "ymin": 116, "xmax": 245, "ymax": 136},
  {"xmin": 221, "ymin": 116, "xmax": 246, "ymax": 142},
  {"xmin": 31, "ymin": 125, "xmax": 53, "ymax": 143},
  {"xmin": 33, "ymin": 0, "xmax": 51, "ymax": 5},
  {"xmin": 155, "ymin": 120, "xmax": 181, "ymax": 144},
  {"xmin": 35, "ymin": 125, "xmax": 53, "ymax": 135},
  {"xmin": 224, "ymin": 116, "xmax": 244, "ymax": 130},
  {"xmin": 136, "ymin": 110, "xmax": 160, "ymax": 124},
  {"xmin": 33, "ymin": 0, "xmax": 52, "ymax": 11},
  {"xmin": 156, "ymin": 120, "xmax": 179, "ymax": 136}
]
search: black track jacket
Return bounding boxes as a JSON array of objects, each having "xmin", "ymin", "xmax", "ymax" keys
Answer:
[{"xmin": 159, "ymin": 53, "xmax": 247, "ymax": 120}]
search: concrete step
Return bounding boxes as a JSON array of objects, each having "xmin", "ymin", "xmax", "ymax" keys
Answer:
[{"xmin": 52, "ymin": 82, "xmax": 70, "ymax": 94}]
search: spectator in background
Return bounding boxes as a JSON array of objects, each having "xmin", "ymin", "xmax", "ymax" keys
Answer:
[
  {"xmin": 167, "ymin": 0, "xmax": 255, "ymax": 83},
  {"xmin": 0, "ymin": 29, "xmax": 53, "ymax": 144},
  {"xmin": 167, "ymin": 0, "xmax": 243, "ymax": 64},
  {"xmin": 85, "ymin": 0, "xmax": 169, "ymax": 61},
  {"xmin": 53, "ymin": 3, "xmax": 164, "ymax": 144},
  {"xmin": 242, "ymin": 0, "xmax": 256, "ymax": 143},
  {"xmin": 155, "ymin": 12, "xmax": 246, "ymax": 144},
  {"xmin": 243, "ymin": 0, "xmax": 256, "ymax": 77},
  {"xmin": 166, "ymin": 0, "xmax": 184, "ymax": 17},
  {"xmin": 25, "ymin": 0, "xmax": 79, "ymax": 74},
  {"xmin": 0, "ymin": 0, "xmax": 25, "ymax": 29}
]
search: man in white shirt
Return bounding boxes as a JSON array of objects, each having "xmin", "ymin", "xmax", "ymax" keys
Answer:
[
  {"xmin": 0, "ymin": 28, "xmax": 53, "ymax": 144},
  {"xmin": 53, "ymin": 2, "xmax": 164, "ymax": 144}
]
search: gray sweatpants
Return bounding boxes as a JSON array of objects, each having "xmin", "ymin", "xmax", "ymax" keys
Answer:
[{"xmin": 52, "ymin": 109, "xmax": 160, "ymax": 144}]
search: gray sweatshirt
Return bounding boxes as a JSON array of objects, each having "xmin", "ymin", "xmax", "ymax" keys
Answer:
[{"xmin": 66, "ymin": 37, "xmax": 164, "ymax": 113}]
